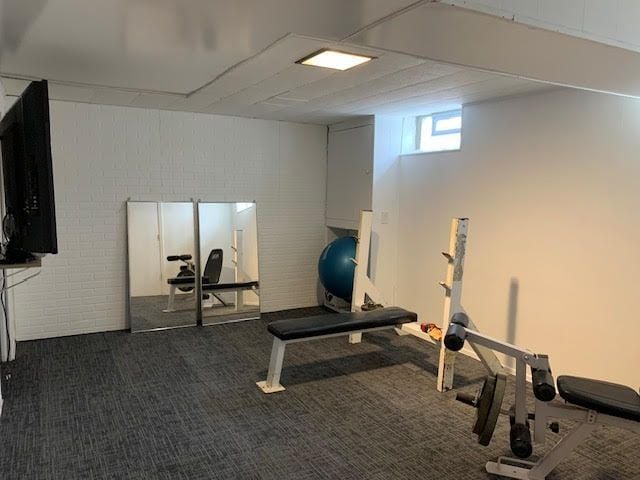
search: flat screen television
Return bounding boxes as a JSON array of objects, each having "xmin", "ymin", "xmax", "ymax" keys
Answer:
[{"xmin": 0, "ymin": 80, "xmax": 57, "ymax": 262}]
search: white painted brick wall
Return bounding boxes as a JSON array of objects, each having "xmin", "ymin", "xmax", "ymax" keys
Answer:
[
  {"xmin": 12, "ymin": 101, "xmax": 327, "ymax": 340},
  {"xmin": 441, "ymin": 0, "xmax": 640, "ymax": 52}
]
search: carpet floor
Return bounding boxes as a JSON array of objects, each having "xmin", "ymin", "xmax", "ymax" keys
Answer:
[
  {"xmin": 130, "ymin": 295, "xmax": 260, "ymax": 332},
  {"xmin": 0, "ymin": 307, "xmax": 638, "ymax": 479}
]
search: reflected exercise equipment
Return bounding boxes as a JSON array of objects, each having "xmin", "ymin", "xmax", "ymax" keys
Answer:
[
  {"xmin": 127, "ymin": 200, "xmax": 261, "ymax": 330},
  {"xmin": 198, "ymin": 201, "xmax": 261, "ymax": 324},
  {"xmin": 166, "ymin": 254, "xmax": 196, "ymax": 292},
  {"xmin": 164, "ymin": 248, "xmax": 231, "ymax": 312},
  {"xmin": 127, "ymin": 201, "xmax": 196, "ymax": 332}
]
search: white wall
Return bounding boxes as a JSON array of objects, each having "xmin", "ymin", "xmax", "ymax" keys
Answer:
[
  {"xmin": 442, "ymin": 0, "xmax": 640, "ymax": 53},
  {"xmin": 378, "ymin": 88, "xmax": 640, "ymax": 387},
  {"xmin": 370, "ymin": 116, "xmax": 403, "ymax": 305},
  {"xmin": 159, "ymin": 202, "xmax": 196, "ymax": 294},
  {"xmin": 127, "ymin": 202, "xmax": 163, "ymax": 297},
  {"xmin": 232, "ymin": 204, "xmax": 260, "ymax": 305},
  {"xmin": 12, "ymin": 101, "xmax": 327, "ymax": 340},
  {"xmin": 232, "ymin": 205, "xmax": 259, "ymax": 281}
]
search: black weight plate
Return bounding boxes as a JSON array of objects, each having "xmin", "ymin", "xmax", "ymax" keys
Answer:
[
  {"xmin": 478, "ymin": 373, "xmax": 507, "ymax": 446},
  {"xmin": 177, "ymin": 269, "xmax": 195, "ymax": 292},
  {"xmin": 473, "ymin": 375, "xmax": 496, "ymax": 435}
]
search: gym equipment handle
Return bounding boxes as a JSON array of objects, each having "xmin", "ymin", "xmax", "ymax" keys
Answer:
[
  {"xmin": 456, "ymin": 392, "xmax": 477, "ymax": 407},
  {"xmin": 531, "ymin": 367, "xmax": 556, "ymax": 402},
  {"xmin": 444, "ymin": 312, "xmax": 470, "ymax": 351},
  {"xmin": 510, "ymin": 422, "xmax": 533, "ymax": 459}
]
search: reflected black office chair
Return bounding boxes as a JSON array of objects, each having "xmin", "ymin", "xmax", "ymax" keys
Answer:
[{"xmin": 202, "ymin": 249, "xmax": 227, "ymax": 307}]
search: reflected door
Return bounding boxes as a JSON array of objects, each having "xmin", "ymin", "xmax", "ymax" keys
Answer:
[
  {"xmin": 198, "ymin": 202, "xmax": 260, "ymax": 325},
  {"xmin": 127, "ymin": 201, "xmax": 197, "ymax": 332}
]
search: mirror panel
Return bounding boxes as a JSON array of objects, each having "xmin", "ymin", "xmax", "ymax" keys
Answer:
[
  {"xmin": 127, "ymin": 201, "xmax": 197, "ymax": 332},
  {"xmin": 198, "ymin": 202, "xmax": 260, "ymax": 324}
]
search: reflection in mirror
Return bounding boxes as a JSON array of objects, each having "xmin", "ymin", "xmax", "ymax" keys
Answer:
[
  {"xmin": 127, "ymin": 201, "xmax": 196, "ymax": 332},
  {"xmin": 198, "ymin": 202, "xmax": 260, "ymax": 324}
]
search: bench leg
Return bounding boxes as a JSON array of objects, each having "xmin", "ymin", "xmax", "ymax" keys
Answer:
[
  {"xmin": 212, "ymin": 293, "xmax": 227, "ymax": 306},
  {"xmin": 256, "ymin": 338, "xmax": 287, "ymax": 394},
  {"xmin": 163, "ymin": 285, "xmax": 177, "ymax": 312},
  {"xmin": 348, "ymin": 332, "xmax": 362, "ymax": 343},
  {"xmin": 485, "ymin": 422, "xmax": 597, "ymax": 480}
]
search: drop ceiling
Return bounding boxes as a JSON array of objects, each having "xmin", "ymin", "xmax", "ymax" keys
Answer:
[{"xmin": 1, "ymin": 0, "xmax": 557, "ymax": 124}]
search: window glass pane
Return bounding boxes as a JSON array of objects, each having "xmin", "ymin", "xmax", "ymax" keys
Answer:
[
  {"xmin": 236, "ymin": 202, "xmax": 253, "ymax": 213},
  {"xmin": 418, "ymin": 110, "xmax": 461, "ymax": 153},
  {"xmin": 434, "ymin": 115, "xmax": 461, "ymax": 133}
]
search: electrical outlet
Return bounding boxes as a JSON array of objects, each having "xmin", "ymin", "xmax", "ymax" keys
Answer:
[{"xmin": 381, "ymin": 211, "xmax": 390, "ymax": 224}]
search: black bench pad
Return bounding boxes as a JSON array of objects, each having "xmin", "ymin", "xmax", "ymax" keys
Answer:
[
  {"xmin": 167, "ymin": 277, "xmax": 258, "ymax": 290},
  {"xmin": 202, "ymin": 281, "xmax": 259, "ymax": 291},
  {"xmin": 267, "ymin": 307, "xmax": 417, "ymax": 341},
  {"xmin": 557, "ymin": 375, "xmax": 640, "ymax": 422}
]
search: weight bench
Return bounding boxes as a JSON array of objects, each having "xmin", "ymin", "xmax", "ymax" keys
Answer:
[
  {"xmin": 165, "ymin": 280, "xmax": 259, "ymax": 312},
  {"xmin": 165, "ymin": 249, "xmax": 259, "ymax": 312},
  {"xmin": 256, "ymin": 307, "xmax": 417, "ymax": 394},
  {"xmin": 501, "ymin": 376, "xmax": 640, "ymax": 480},
  {"xmin": 445, "ymin": 313, "xmax": 640, "ymax": 479}
]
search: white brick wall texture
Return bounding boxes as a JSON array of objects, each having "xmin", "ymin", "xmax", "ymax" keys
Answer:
[
  {"xmin": 441, "ymin": 0, "xmax": 640, "ymax": 53},
  {"xmin": 12, "ymin": 101, "xmax": 327, "ymax": 340}
]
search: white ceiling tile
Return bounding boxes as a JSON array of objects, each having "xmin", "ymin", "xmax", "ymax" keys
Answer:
[
  {"xmin": 285, "ymin": 68, "xmax": 488, "ymax": 118},
  {"xmin": 285, "ymin": 52, "xmax": 426, "ymax": 101},
  {"xmin": 169, "ymin": 35, "xmax": 331, "ymax": 111},
  {"xmin": 262, "ymin": 95, "xmax": 308, "ymax": 107},
  {"xmin": 367, "ymin": 78, "xmax": 553, "ymax": 116}
]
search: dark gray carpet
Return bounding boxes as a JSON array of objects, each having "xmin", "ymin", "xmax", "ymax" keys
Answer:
[{"xmin": 0, "ymin": 307, "xmax": 638, "ymax": 479}]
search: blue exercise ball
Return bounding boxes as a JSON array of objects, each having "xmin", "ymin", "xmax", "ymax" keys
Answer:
[{"xmin": 318, "ymin": 236, "xmax": 357, "ymax": 300}]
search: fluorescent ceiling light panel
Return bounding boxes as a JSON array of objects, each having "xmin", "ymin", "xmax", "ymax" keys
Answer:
[{"xmin": 297, "ymin": 50, "xmax": 374, "ymax": 71}]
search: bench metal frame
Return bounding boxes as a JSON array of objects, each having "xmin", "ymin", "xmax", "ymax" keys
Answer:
[
  {"xmin": 487, "ymin": 402, "xmax": 640, "ymax": 479},
  {"xmin": 256, "ymin": 323, "xmax": 406, "ymax": 394},
  {"xmin": 258, "ymin": 212, "xmax": 502, "ymax": 395},
  {"xmin": 164, "ymin": 282, "xmax": 259, "ymax": 312},
  {"xmin": 455, "ymin": 325, "xmax": 640, "ymax": 480},
  {"xmin": 257, "ymin": 210, "xmax": 396, "ymax": 394}
]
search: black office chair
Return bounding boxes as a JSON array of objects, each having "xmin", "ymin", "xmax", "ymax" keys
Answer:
[
  {"xmin": 202, "ymin": 249, "xmax": 227, "ymax": 306},
  {"xmin": 165, "ymin": 249, "xmax": 227, "ymax": 311}
]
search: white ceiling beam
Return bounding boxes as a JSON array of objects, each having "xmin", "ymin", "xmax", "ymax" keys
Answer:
[{"xmin": 350, "ymin": 2, "xmax": 640, "ymax": 98}]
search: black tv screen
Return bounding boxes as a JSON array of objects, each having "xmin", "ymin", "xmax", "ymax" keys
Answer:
[{"xmin": 0, "ymin": 80, "xmax": 57, "ymax": 260}]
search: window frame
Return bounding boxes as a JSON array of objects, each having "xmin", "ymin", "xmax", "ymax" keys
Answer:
[
  {"xmin": 430, "ymin": 110, "xmax": 462, "ymax": 136},
  {"xmin": 414, "ymin": 109, "xmax": 463, "ymax": 153}
]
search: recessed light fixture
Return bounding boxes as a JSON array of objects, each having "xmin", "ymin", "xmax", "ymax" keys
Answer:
[{"xmin": 296, "ymin": 49, "xmax": 374, "ymax": 71}]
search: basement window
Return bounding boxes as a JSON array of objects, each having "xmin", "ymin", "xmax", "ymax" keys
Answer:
[
  {"xmin": 416, "ymin": 110, "xmax": 462, "ymax": 153},
  {"xmin": 236, "ymin": 202, "xmax": 254, "ymax": 213}
]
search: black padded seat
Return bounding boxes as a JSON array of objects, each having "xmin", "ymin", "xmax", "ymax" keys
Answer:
[
  {"xmin": 167, "ymin": 277, "xmax": 257, "ymax": 289},
  {"xmin": 202, "ymin": 281, "xmax": 259, "ymax": 291},
  {"xmin": 267, "ymin": 307, "xmax": 417, "ymax": 341},
  {"xmin": 557, "ymin": 375, "xmax": 640, "ymax": 422}
]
